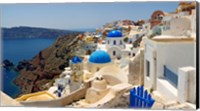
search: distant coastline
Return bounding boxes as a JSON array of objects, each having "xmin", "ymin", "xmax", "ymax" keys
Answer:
[{"xmin": 1, "ymin": 26, "xmax": 84, "ymax": 39}]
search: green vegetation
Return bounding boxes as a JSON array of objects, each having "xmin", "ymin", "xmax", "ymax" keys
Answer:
[
  {"xmin": 150, "ymin": 88, "xmax": 154, "ymax": 94},
  {"xmin": 123, "ymin": 37, "xmax": 129, "ymax": 43}
]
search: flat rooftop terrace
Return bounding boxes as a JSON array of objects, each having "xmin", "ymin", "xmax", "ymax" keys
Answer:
[{"xmin": 151, "ymin": 35, "xmax": 195, "ymax": 43}]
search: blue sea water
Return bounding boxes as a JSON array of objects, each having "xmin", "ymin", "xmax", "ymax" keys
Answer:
[{"xmin": 1, "ymin": 38, "xmax": 56, "ymax": 98}]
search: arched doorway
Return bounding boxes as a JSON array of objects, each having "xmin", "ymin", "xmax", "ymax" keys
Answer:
[{"xmin": 113, "ymin": 51, "xmax": 116, "ymax": 56}]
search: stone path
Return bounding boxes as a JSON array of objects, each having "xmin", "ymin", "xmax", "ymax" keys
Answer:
[{"xmin": 152, "ymin": 91, "xmax": 195, "ymax": 110}]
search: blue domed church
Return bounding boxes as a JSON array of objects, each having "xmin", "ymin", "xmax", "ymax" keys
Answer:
[
  {"xmin": 87, "ymin": 50, "xmax": 112, "ymax": 73},
  {"xmin": 69, "ymin": 56, "xmax": 84, "ymax": 91},
  {"xmin": 106, "ymin": 30, "xmax": 126, "ymax": 59}
]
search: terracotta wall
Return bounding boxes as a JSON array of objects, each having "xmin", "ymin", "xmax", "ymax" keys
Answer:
[{"xmin": 150, "ymin": 10, "xmax": 165, "ymax": 29}]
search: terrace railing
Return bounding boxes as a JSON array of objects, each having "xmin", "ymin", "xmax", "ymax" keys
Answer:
[{"xmin": 129, "ymin": 86, "xmax": 155, "ymax": 108}]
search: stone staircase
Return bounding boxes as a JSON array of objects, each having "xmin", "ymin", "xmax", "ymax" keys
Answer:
[{"xmin": 151, "ymin": 91, "xmax": 195, "ymax": 110}]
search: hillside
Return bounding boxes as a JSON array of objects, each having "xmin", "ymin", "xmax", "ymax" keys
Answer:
[
  {"xmin": 13, "ymin": 32, "xmax": 82, "ymax": 96},
  {"xmin": 2, "ymin": 26, "xmax": 82, "ymax": 39}
]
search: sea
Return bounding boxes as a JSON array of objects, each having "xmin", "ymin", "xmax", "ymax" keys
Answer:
[{"xmin": 1, "ymin": 38, "xmax": 56, "ymax": 98}]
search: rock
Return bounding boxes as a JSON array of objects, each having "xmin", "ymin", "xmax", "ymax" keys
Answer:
[
  {"xmin": 26, "ymin": 65, "xmax": 37, "ymax": 71},
  {"xmin": 2, "ymin": 59, "xmax": 15, "ymax": 70},
  {"xmin": 15, "ymin": 60, "xmax": 30, "ymax": 71},
  {"xmin": 59, "ymin": 62, "xmax": 68, "ymax": 70}
]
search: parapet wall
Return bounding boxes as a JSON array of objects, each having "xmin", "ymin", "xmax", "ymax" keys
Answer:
[
  {"xmin": 0, "ymin": 91, "xmax": 22, "ymax": 106},
  {"xmin": 19, "ymin": 82, "xmax": 90, "ymax": 107}
]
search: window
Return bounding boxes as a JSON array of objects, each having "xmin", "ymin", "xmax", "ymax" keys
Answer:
[
  {"xmin": 132, "ymin": 53, "xmax": 135, "ymax": 57},
  {"xmin": 162, "ymin": 26, "xmax": 165, "ymax": 31},
  {"xmin": 120, "ymin": 40, "xmax": 122, "ymax": 45},
  {"xmin": 107, "ymin": 40, "xmax": 110, "ymax": 44},
  {"xmin": 113, "ymin": 40, "xmax": 116, "ymax": 45},
  {"xmin": 167, "ymin": 26, "xmax": 170, "ymax": 30},
  {"xmin": 164, "ymin": 65, "xmax": 178, "ymax": 87},
  {"xmin": 113, "ymin": 51, "xmax": 116, "ymax": 56},
  {"xmin": 146, "ymin": 60, "xmax": 150, "ymax": 77}
]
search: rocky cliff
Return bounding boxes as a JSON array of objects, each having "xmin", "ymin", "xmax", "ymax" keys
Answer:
[{"xmin": 14, "ymin": 33, "xmax": 82, "ymax": 96}]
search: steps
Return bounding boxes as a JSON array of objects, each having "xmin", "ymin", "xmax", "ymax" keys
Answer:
[
  {"xmin": 166, "ymin": 103, "xmax": 193, "ymax": 109},
  {"xmin": 151, "ymin": 91, "xmax": 195, "ymax": 110}
]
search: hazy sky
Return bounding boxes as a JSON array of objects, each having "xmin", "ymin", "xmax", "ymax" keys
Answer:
[{"xmin": 1, "ymin": 2, "xmax": 179, "ymax": 30}]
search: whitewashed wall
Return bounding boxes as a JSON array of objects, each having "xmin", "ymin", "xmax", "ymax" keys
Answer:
[
  {"xmin": 162, "ymin": 17, "xmax": 191, "ymax": 36},
  {"xmin": 144, "ymin": 39, "xmax": 157, "ymax": 89},
  {"xmin": 155, "ymin": 41, "xmax": 194, "ymax": 78},
  {"xmin": 106, "ymin": 37, "xmax": 125, "ymax": 50},
  {"xmin": 144, "ymin": 37, "xmax": 194, "ymax": 91}
]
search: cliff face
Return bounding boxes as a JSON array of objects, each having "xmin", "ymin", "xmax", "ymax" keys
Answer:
[{"xmin": 14, "ymin": 33, "xmax": 81, "ymax": 96}]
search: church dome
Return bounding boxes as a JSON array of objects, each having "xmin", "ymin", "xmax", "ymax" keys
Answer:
[
  {"xmin": 107, "ymin": 30, "xmax": 123, "ymax": 38},
  {"xmin": 71, "ymin": 56, "xmax": 82, "ymax": 64},
  {"xmin": 89, "ymin": 50, "xmax": 111, "ymax": 64}
]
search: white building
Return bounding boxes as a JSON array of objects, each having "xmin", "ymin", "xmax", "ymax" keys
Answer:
[
  {"xmin": 190, "ymin": 9, "xmax": 196, "ymax": 38},
  {"xmin": 128, "ymin": 30, "xmax": 146, "ymax": 44},
  {"xmin": 161, "ymin": 15, "xmax": 191, "ymax": 36},
  {"xmin": 84, "ymin": 42, "xmax": 97, "ymax": 52},
  {"xmin": 143, "ymin": 36, "xmax": 195, "ymax": 104},
  {"xmin": 106, "ymin": 30, "xmax": 125, "ymax": 59},
  {"xmin": 105, "ymin": 30, "xmax": 136, "ymax": 59},
  {"xmin": 161, "ymin": 9, "xmax": 196, "ymax": 38}
]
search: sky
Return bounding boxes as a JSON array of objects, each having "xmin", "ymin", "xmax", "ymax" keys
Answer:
[{"xmin": 0, "ymin": 2, "xmax": 179, "ymax": 30}]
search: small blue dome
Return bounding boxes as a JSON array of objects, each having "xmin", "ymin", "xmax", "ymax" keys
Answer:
[
  {"xmin": 89, "ymin": 50, "xmax": 111, "ymax": 64},
  {"xmin": 71, "ymin": 56, "xmax": 82, "ymax": 64},
  {"xmin": 107, "ymin": 30, "xmax": 123, "ymax": 38}
]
